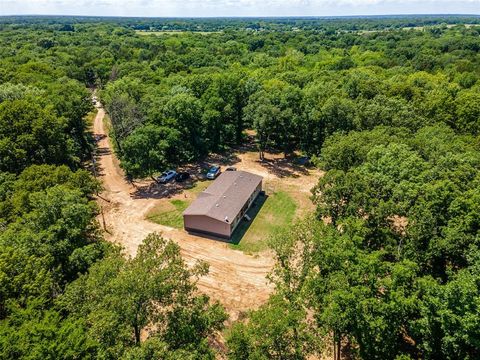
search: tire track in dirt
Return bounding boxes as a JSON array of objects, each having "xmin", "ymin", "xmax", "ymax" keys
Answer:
[{"xmin": 92, "ymin": 105, "xmax": 274, "ymax": 320}]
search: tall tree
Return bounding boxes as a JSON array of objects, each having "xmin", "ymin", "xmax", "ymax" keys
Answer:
[
  {"xmin": 60, "ymin": 233, "xmax": 226, "ymax": 359},
  {"xmin": 121, "ymin": 124, "xmax": 181, "ymax": 180}
]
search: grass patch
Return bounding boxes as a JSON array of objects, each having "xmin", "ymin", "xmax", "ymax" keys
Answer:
[
  {"xmin": 146, "ymin": 180, "xmax": 210, "ymax": 228},
  {"xmin": 230, "ymin": 191, "xmax": 297, "ymax": 253},
  {"xmin": 185, "ymin": 180, "xmax": 210, "ymax": 194},
  {"xmin": 147, "ymin": 198, "xmax": 189, "ymax": 229}
]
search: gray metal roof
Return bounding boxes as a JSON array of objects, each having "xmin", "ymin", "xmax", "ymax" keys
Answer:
[{"xmin": 183, "ymin": 171, "xmax": 263, "ymax": 223}]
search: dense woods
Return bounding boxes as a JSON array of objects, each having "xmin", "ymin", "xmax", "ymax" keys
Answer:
[{"xmin": 0, "ymin": 15, "xmax": 479, "ymax": 359}]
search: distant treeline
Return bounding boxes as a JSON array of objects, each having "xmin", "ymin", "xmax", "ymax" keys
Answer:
[{"xmin": 1, "ymin": 14, "xmax": 480, "ymax": 32}]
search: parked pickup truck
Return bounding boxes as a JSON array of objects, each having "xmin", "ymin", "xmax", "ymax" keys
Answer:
[{"xmin": 157, "ymin": 170, "xmax": 177, "ymax": 183}]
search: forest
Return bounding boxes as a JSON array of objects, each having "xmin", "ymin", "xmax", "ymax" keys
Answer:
[{"xmin": 0, "ymin": 15, "xmax": 479, "ymax": 359}]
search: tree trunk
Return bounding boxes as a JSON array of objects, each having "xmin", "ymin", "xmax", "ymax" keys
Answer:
[
  {"xmin": 333, "ymin": 334, "xmax": 336, "ymax": 360},
  {"xmin": 333, "ymin": 332, "xmax": 341, "ymax": 360},
  {"xmin": 113, "ymin": 135, "xmax": 123, "ymax": 155},
  {"xmin": 134, "ymin": 324, "xmax": 141, "ymax": 345},
  {"xmin": 337, "ymin": 337, "xmax": 341, "ymax": 360}
]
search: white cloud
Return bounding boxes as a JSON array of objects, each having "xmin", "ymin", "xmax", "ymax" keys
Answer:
[{"xmin": 1, "ymin": 0, "xmax": 479, "ymax": 17}]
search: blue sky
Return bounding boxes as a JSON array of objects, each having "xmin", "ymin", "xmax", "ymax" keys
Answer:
[{"xmin": 1, "ymin": 0, "xmax": 479, "ymax": 17}]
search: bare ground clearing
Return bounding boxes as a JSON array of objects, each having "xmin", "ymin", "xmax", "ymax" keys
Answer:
[{"xmin": 92, "ymin": 105, "xmax": 321, "ymax": 319}]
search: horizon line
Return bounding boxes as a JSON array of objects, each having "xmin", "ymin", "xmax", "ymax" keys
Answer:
[{"xmin": 1, "ymin": 13, "xmax": 480, "ymax": 19}]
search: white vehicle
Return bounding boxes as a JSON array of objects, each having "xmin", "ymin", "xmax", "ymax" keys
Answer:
[{"xmin": 157, "ymin": 170, "xmax": 177, "ymax": 183}]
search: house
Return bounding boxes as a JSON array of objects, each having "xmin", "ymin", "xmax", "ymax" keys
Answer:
[{"xmin": 183, "ymin": 170, "xmax": 263, "ymax": 239}]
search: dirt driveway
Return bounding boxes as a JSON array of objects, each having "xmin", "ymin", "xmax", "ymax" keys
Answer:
[{"xmin": 93, "ymin": 106, "xmax": 320, "ymax": 320}]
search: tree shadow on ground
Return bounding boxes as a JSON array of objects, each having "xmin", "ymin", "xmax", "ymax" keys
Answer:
[
  {"xmin": 89, "ymin": 134, "xmax": 110, "ymax": 177},
  {"xmin": 130, "ymin": 177, "xmax": 209, "ymax": 200},
  {"xmin": 201, "ymin": 153, "xmax": 241, "ymax": 168},
  {"xmin": 130, "ymin": 152, "xmax": 243, "ymax": 200},
  {"xmin": 232, "ymin": 141, "xmax": 258, "ymax": 155},
  {"xmin": 257, "ymin": 156, "xmax": 310, "ymax": 178}
]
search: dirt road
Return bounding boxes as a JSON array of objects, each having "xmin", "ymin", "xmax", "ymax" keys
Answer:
[{"xmin": 93, "ymin": 106, "xmax": 274, "ymax": 320}]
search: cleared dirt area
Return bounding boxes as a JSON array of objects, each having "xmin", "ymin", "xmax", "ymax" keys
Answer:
[
  {"xmin": 92, "ymin": 105, "xmax": 321, "ymax": 319},
  {"xmin": 146, "ymin": 146, "xmax": 320, "ymax": 252}
]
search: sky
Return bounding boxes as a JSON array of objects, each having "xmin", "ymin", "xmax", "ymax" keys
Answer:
[{"xmin": 1, "ymin": 0, "xmax": 479, "ymax": 17}]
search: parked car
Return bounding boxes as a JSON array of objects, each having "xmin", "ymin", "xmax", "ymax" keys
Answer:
[
  {"xmin": 157, "ymin": 170, "xmax": 176, "ymax": 183},
  {"xmin": 175, "ymin": 172, "xmax": 190, "ymax": 182},
  {"xmin": 206, "ymin": 166, "xmax": 221, "ymax": 179},
  {"xmin": 225, "ymin": 166, "xmax": 237, "ymax": 171},
  {"xmin": 294, "ymin": 156, "xmax": 312, "ymax": 167}
]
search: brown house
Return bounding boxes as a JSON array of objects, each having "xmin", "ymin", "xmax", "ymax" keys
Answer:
[{"xmin": 183, "ymin": 170, "xmax": 263, "ymax": 239}]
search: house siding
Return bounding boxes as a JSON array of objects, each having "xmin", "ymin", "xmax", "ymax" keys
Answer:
[
  {"xmin": 184, "ymin": 214, "xmax": 231, "ymax": 238},
  {"xmin": 183, "ymin": 173, "xmax": 263, "ymax": 240}
]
